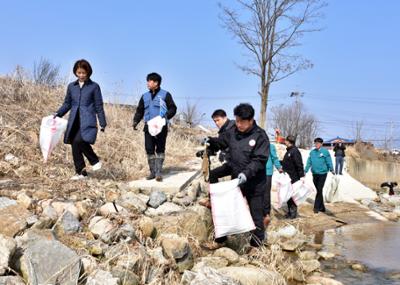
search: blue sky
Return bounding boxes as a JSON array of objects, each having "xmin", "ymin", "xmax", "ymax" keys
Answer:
[{"xmin": 1, "ymin": 1, "xmax": 399, "ymax": 147}]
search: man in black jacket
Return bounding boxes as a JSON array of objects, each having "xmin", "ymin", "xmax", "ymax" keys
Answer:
[
  {"xmin": 205, "ymin": 103, "xmax": 270, "ymax": 248},
  {"xmin": 333, "ymin": 141, "xmax": 346, "ymax": 175},
  {"xmin": 281, "ymin": 135, "xmax": 305, "ymax": 219},
  {"xmin": 133, "ymin": 73, "xmax": 177, "ymax": 182}
]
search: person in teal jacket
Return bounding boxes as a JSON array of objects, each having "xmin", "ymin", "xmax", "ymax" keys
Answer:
[
  {"xmin": 264, "ymin": 143, "xmax": 283, "ymax": 226},
  {"xmin": 305, "ymin": 137, "xmax": 334, "ymax": 213}
]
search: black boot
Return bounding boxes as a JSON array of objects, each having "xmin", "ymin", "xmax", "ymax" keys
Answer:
[
  {"xmin": 155, "ymin": 153, "xmax": 165, "ymax": 182},
  {"xmin": 146, "ymin": 155, "xmax": 156, "ymax": 180}
]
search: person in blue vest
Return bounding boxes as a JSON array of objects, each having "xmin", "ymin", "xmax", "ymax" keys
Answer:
[
  {"xmin": 264, "ymin": 143, "xmax": 283, "ymax": 226},
  {"xmin": 55, "ymin": 59, "xmax": 107, "ymax": 180},
  {"xmin": 305, "ymin": 137, "xmax": 334, "ymax": 213},
  {"xmin": 133, "ymin": 73, "xmax": 177, "ymax": 182}
]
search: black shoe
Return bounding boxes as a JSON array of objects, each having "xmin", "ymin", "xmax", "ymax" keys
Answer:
[{"xmin": 146, "ymin": 173, "xmax": 155, "ymax": 180}]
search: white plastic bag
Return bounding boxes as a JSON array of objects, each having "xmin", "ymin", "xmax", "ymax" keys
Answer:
[
  {"xmin": 39, "ymin": 116, "xmax": 68, "ymax": 162},
  {"xmin": 209, "ymin": 179, "xmax": 255, "ymax": 238},
  {"xmin": 147, "ymin": 116, "xmax": 166, "ymax": 136},
  {"xmin": 291, "ymin": 180, "xmax": 315, "ymax": 205},
  {"xmin": 275, "ymin": 173, "xmax": 293, "ymax": 208},
  {"xmin": 324, "ymin": 175, "xmax": 340, "ymax": 203}
]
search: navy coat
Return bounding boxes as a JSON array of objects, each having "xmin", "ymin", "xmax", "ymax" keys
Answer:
[{"xmin": 56, "ymin": 79, "xmax": 107, "ymax": 144}]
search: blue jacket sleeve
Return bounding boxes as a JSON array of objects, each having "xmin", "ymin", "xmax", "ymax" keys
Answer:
[
  {"xmin": 271, "ymin": 145, "xmax": 282, "ymax": 170},
  {"xmin": 94, "ymin": 84, "xmax": 107, "ymax": 128},
  {"xmin": 56, "ymin": 85, "xmax": 72, "ymax": 117}
]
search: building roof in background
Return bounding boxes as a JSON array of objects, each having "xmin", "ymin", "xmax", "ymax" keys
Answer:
[{"xmin": 324, "ymin": 136, "xmax": 356, "ymax": 144}]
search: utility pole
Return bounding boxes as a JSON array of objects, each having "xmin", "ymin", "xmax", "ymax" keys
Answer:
[{"xmin": 290, "ymin": 91, "xmax": 305, "ymax": 104}]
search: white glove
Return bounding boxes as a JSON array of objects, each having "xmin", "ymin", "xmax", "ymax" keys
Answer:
[{"xmin": 238, "ymin": 173, "xmax": 247, "ymax": 185}]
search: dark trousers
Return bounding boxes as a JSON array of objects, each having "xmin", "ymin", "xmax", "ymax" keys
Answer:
[
  {"xmin": 70, "ymin": 125, "xmax": 99, "ymax": 175},
  {"xmin": 287, "ymin": 198, "xmax": 297, "ymax": 216},
  {"xmin": 313, "ymin": 173, "xmax": 327, "ymax": 212},
  {"xmin": 144, "ymin": 125, "xmax": 168, "ymax": 155},
  {"xmin": 209, "ymin": 164, "xmax": 265, "ymax": 246},
  {"xmin": 335, "ymin": 156, "xmax": 344, "ymax": 174},
  {"xmin": 264, "ymin": 175, "xmax": 272, "ymax": 216}
]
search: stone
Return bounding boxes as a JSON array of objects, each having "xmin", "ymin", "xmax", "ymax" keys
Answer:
[
  {"xmin": 297, "ymin": 259, "xmax": 321, "ymax": 274},
  {"xmin": 89, "ymin": 216, "xmax": 116, "ymax": 243},
  {"xmin": 56, "ymin": 211, "xmax": 81, "ymax": 234},
  {"xmin": 181, "ymin": 266, "xmax": 241, "ymax": 285},
  {"xmin": 139, "ymin": 216, "xmax": 155, "ymax": 238},
  {"xmin": 318, "ymin": 251, "xmax": 335, "ymax": 260},
  {"xmin": 145, "ymin": 202, "xmax": 182, "ymax": 217},
  {"xmin": 172, "ymin": 196, "xmax": 194, "ymax": 206},
  {"xmin": 147, "ymin": 247, "xmax": 169, "ymax": 266},
  {"xmin": 148, "ymin": 191, "xmax": 167, "ymax": 208},
  {"xmin": 118, "ymin": 192, "xmax": 147, "ymax": 213},
  {"xmin": 87, "ymin": 240, "xmax": 106, "ymax": 256},
  {"xmin": 0, "ymin": 197, "xmax": 17, "ymax": 209},
  {"xmin": 192, "ymin": 257, "xmax": 229, "ymax": 272},
  {"xmin": 76, "ymin": 200, "xmax": 93, "ymax": 218},
  {"xmin": 115, "ymin": 253, "xmax": 142, "ymax": 271},
  {"xmin": 26, "ymin": 215, "xmax": 38, "ymax": 226},
  {"xmin": 32, "ymin": 216, "xmax": 53, "ymax": 229},
  {"xmin": 17, "ymin": 193, "xmax": 33, "ymax": 209},
  {"xmin": 280, "ymin": 238, "xmax": 306, "ymax": 251},
  {"xmin": 42, "ymin": 205, "xmax": 58, "ymax": 221},
  {"xmin": 86, "ymin": 270, "xmax": 119, "ymax": 285},
  {"xmin": 81, "ymin": 256, "xmax": 98, "ymax": 275},
  {"xmin": 114, "ymin": 223, "xmax": 136, "ymax": 241},
  {"xmin": 111, "ymin": 267, "xmax": 140, "ymax": 285},
  {"xmin": 187, "ymin": 181, "xmax": 201, "ymax": 200},
  {"xmin": 32, "ymin": 190, "xmax": 52, "ymax": 200},
  {"xmin": 214, "ymin": 247, "xmax": 239, "ymax": 265},
  {"xmin": 298, "ymin": 251, "xmax": 317, "ymax": 260},
  {"xmin": 51, "ymin": 202, "xmax": 80, "ymax": 219},
  {"xmin": 382, "ymin": 212, "xmax": 398, "ymax": 222},
  {"xmin": 136, "ymin": 193, "xmax": 150, "ymax": 204},
  {"xmin": 99, "ymin": 202, "xmax": 128, "ymax": 216},
  {"xmin": 351, "ymin": 263, "xmax": 367, "ymax": 272},
  {"xmin": 393, "ymin": 206, "xmax": 400, "ymax": 217},
  {"xmin": 218, "ymin": 266, "xmax": 286, "ymax": 285},
  {"xmin": 306, "ymin": 275, "xmax": 344, "ymax": 285},
  {"xmin": 160, "ymin": 234, "xmax": 194, "ymax": 272},
  {"xmin": 0, "ymin": 276, "xmax": 25, "ymax": 285},
  {"xmin": 277, "ymin": 225, "xmax": 298, "ymax": 238},
  {"xmin": 20, "ymin": 238, "xmax": 80, "ymax": 285},
  {"xmin": 0, "ymin": 199, "xmax": 31, "ymax": 237},
  {"xmin": 4, "ymin": 154, "xmax": 19, "ymax": 166},
  {"xmin": 0, "ymin": 234, "xmax": 17, "ymax": 275}
]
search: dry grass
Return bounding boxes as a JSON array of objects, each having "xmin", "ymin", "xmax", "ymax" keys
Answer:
[{"xmin": 0, "ymin": 76, "xmax": 201, "ymax": 183}]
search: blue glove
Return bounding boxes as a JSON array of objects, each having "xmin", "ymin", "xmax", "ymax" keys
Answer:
[{"xmin": 238, "ymin": 173, "xmax": 247, "ymax": 185}]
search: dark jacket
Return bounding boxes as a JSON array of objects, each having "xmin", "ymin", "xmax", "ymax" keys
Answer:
[
  {"xmin": 56, "ymin": 80, "xmax": 107, "ymax": 145},
  {"xmin": 333, "ymin": 144, "xmax": 346, "ymax": 157},
  {"xmin": 217, "ymin": 119, "xmax": 236, "ymax": 162},
  {"xmin": 281, "ymin": 145, "xmax": 305, "ymax": 183},
  {"xmin": 133, "ymin": 88, "xmax": 177, "ymax": 129},
  {"xmin": 209, "ymin": 122, "xmax": 270, "ymax": 195}
]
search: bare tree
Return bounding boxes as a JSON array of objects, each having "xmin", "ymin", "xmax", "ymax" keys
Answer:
[
  {"xmin": 33, "ymin": 57, "xmax": 60, "ymax": 87},
  {"xmin": 272, "ymin": 101, "xmax": 319, "ymax": 148},
  {"xmin": 352, "ymin": 120, "xmax": 364, "ymax": 142},
  {"xmin": 178, "ymin": 101, "xmax": 205, "ymax": 128},
  {"xmin": 220, "ymin": 0, "xmax": 325, "ymax": 129}
]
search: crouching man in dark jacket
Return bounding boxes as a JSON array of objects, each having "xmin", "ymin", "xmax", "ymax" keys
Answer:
[{"xmin": 204, "ymin": 103, "xmax": 270, "ymax": 249}]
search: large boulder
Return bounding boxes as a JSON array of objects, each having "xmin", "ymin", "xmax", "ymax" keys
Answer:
[
  {"xmin": 218, "ymin": 267, "xmax": 286, "ymax": 285},
  {"xmin": 181, "ymin": 266, "xmax": 241, "ymax": 285},
  {"xmin": 192, "ymin": 257, "xmax": 229, "ymax": 272},
  {"xmin": 0, "ymin": 198, "xmax": 32, "ymax": 237},
  {"xmin": 153, "ymin": 210, "xmax": 210, "ymax": 242},
  {"xmin": 0, "ymin": 276, "xmax": 25, "ymax": 285},
  {"xmin": 145, "ymin": 202, "xmax": 182, "ymax": 217},
  {"xmin": 55, "ymin": 211, "xmax": 81, "ymax": 234},
  {"xmin": 0, "ymin": 234, "xmax": 17, "ymax": 275},
  {"xmin": 160, "ymin": 234, "xmax": 194, "ymax": 272},
  {"xmin": 118, "ymin": 192, "xmax": 148, "ymax": 213},
  {"xmin": 19, "ymin": 238, "xmax": 81, "ymax": 285},
  {"xmin": 148, "ymin": 191, "xmax": 167, "ymax": 208},
  {"xmin": 213, "ymin": 247, "xmax": 239, "ymax": 265},
  {"xmin": 51, "ymin": 201, "xmax": 79, "ymax": 219},
  {"xmin": 89, "ymin": 216, "xmax": 116, "ymax": 243}
]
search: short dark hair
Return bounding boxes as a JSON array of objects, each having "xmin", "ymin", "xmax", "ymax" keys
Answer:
[
  {"xmin": 286, "ymin": 135, "xmax": 296, "ymax": 145},
  {"xmin": 211, "ymin": 109, "xmax": 227, "ymax": 119},
  {"xmin": 73, "ymin": 59, "xmax": 92, "ymax": 78},
  {"xmin": 146, "ymin": 72, "xmax": 162, "ymax": 85},
  {"xmin": 314, "ymin": 137, "xmax": 324, "ymax": 143},
  {"xmin": 233, "ymin": 103, "xmax": 255, "ymax": 120}
]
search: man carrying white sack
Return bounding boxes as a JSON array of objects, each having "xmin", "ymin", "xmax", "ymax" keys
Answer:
[{"xmin": 203, "ymin": 103, "xmax": 270, "ymax": 249}]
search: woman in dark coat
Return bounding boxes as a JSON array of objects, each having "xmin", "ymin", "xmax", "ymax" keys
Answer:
[{"xmin": 55, "ymin": 59, "xmax": 107, "ymax": 180}]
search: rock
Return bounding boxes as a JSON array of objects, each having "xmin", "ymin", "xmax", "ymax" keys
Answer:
[
  {"xmin": 115, "ymin": 253, "xmax": 143, "ymax": 271},
  {"xmin": 89, "ymin": 216, "xmax": 116, "ymax": 243},
  {"xmin": 118, "ymin": 192, "xmax": 147, "ymax": 213},
  {"xmin": 81, "ymin": 256, "xmax": 98, "ymax": 275},
  {"xmin": 51, "ymin": 202, "xmax": 80, "ymax": 219},
  {"xmin": 145, "ymin": 202, "xmax": 183, "ymax": 217},
  {"xmin": 192, "ymin": 257, "xmax": 229, "ymax": 272},
  {"xmin": 393, "ymin": 206, "xmax": 400, "ymax": 217},
  {"xmin": 225, "ymin": 233, "xmax": 251, "ymax": 254},
  {"xmin": 172, "ymin": 196, "xmax": 194, "ymax": 206},
  {"xmin": 136, "ymin": 193, "xmax": 150, "ymax": 204},
  {"xmin": 56, "ymin": 211, "xmax": 81, "ymax": 234},
  {"xmin": 4, "ymin": 154, "xmax": 19, "ymax": 166},
  {"xmin": 160, "ymin": 234, "xmax": 193, "ymax": 272},
  {"xmin": 139, "ymin": 216, "xmax": 155, "ymax": 238},
  {"xmin": 105, "ymin": 189, "xmax": 120, "ymax": 202},
  {"xmin": 42, "ymin": 205, "xmax": 58, "ymax": 221},
  {"xmin": 382, "ymin": 212, "xmax": 398, "ymax": 222},
  {"xmin": 306, "ymin": 275, "xmax": 344, "ymax": 285},
  {"xmin": 32, "ymin": 190, "xmax": 52, "ymax": 200},
  {"xmin": 87, "ymin": 240, "xmax": 106, "ymax": 256},
  {"xmin": 20, "ymin": 238, "xmax": 80, "ymax": 285},
  {"xmin": 218, "ymin": 266, "xmax": 286, "ymax": 285},
  {"xmin": 0, "ymin": 276, "xmax": 25, "ymax": 285},
  {"xmin": 280, "ymin": 238, "xmax": 306, "ymax": 251},
  {"xmin": 351, "ymin": 263, "xmax": 367, "ymax": 272},
  {"xmin": 187, "ymin": 181, "xmax": 200, "ymax": 200},
  {"xmin": 360, "ymin": 199, "xmax": 372, "ymax": 206},
  {"xmin": 277, "ymin": 225, "xmax": 298, "ymax": 238},
  {"xmin": 0, "ymin": 199, "xmax": 31, "ymax": 237},
  {"xmin": 86, "ymin": 270, "xmax": 119, "ymax": 285},
  {"xmin": 111, "ymin": 267, "xmax": 140, "ymax": 285},
  {"xmin": 318, "ymin": 251, "xmax": 335, "ymax": 260},
  {"xmin": 148, "ymin": 191, "xmax": 167, "ymax": 208},
  {"xmin": 189, "ymin": 205, "xmax": 213, "ymax": 230},
  {"xmin": 153, "ymin": 210, "xmax": 209, "ymax": 242},
  {"xmin": 17, "ymin": 193, "xmax": 33, "ymax": 209},
  {"xmin": 214, "ymin": 247, "xmax": 239, "ymax": 265},
  {"xmin": 76, "ymin": 199, "xmax": 92, "ymax": 218},
  {"xmin": 32, "ymin": 216, "xmax": 53, "ymax": 229},
  {"xmin": 181, "ymin": 266, "xmax": 241, "ymax": 285},
  {"xmin": 16, "ymin": 229, "xmax": 56, "ymax": 249},
  {"xmin": 297, "ymin": 259, "xmax": 321, "ymax": 274},
  {"xmin": 26, "ymin": 215, "xmax": 38, "ymax": 226},
  {"xmin": 0, "ymin": 234, "xmax": 17, "ymax": 275},
  {"xmin": 99, "ymin": 202, "xmax": 128, "ymax": 216},
  {"xmin": 175, "ymin": 191, "xmax": 186, "ymax": 199},
  {"xmin": 114, "ymin": 223, "xmax": 136, "ymax": 241},
  {"xmin": 147, "ymin": 247, "xmax": 169, "ymax": 266},
  {"xmin": 298, "ymin": 251, "xmax": 317, "ymax": 260}
]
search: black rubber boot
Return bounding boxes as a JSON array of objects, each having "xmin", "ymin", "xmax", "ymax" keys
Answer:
[
  {"xmin": 146, "ymin": 155, "xmax": 156, "ymax": 180},
  {"xmin": 155, "ymin": 153, "xmax": 165, "ymax": 182}
]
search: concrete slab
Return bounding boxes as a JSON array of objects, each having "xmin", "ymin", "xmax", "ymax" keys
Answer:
[{"xmin": 129, "ymin": 170, "xmax": 200, "ymax": 195}]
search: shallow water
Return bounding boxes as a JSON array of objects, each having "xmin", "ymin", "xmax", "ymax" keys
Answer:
[{"xmin": 317, "ymin": 222, "xmax": 400, "ymax": 284}]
